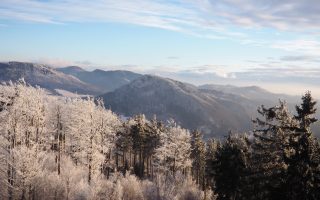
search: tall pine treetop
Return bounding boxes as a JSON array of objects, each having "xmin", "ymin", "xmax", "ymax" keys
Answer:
[{"xmin": 295, "ymin": 91, "xmax": 317, "ymax": 131}]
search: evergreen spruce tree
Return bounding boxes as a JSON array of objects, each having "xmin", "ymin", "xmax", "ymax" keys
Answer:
[
  {"xmin": 215, "ymin": 134, "xmax": 249, "ymax": 200},
  {"xmin": 249, "ymin": 101, "xmax": 295, "ymax": 200},
  {"xmin": 144, "ymin": 116, "xmax": 162, "ymax": 178},
  {"xmin": 115, "ymin": 121, "xmax": 133, "ymax": 174},
  {"xmin": 250, "ymin": 97, "xmax": 320, "ymax": 200},
  {"xmin": 191, "ymin": 130, "xmax": 206, "ymax": 189},
  {"xmin": 285, "ymin": 91, "xmax": 320, "ymax": 200},
  {"xmin": 130, "ymin": 114, "xmax": 148, "ymax": 178},
  {"xmin": 205, "ymin": 139, "xmax": 220, "ymax": 191},
  {"xmin": 295, "ymin": 91, "xmax": 317, "ymax": 132}
]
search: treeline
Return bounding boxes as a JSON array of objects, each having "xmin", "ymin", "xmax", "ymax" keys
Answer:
[{"xmin": 0, "ymin": 81, "xmax": 319, "ymax": 200}]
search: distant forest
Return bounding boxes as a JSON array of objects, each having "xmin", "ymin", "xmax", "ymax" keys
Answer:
[{"xmin": 0, "ymin": 81, "xmax": 319, "ymax": 200}]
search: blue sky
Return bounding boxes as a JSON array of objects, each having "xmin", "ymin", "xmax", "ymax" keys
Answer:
[{"xmin": 1, "ymin": 0, "xmax": 320, "ymax": 96}]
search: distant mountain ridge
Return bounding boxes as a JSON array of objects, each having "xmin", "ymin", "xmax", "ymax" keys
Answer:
[
  {"xmin": 102, "ymin": 75, "xmax": 252, "ymax": 138},
  {"xmin": 57, "ymin": 66, "xmax": 142, "ymax": 93},
  {"xmin": 199, "ymin": 84, "xmax": 299, "ymax": 103},
  {"xmin": 199, "ymin": 84, "xmax": 301, "ymax": 116},
  {"xmin": 0, "ymin": 62, "xmax": 99, "ymax": 94},
  {"xmin": 0, "ymin": 62, "xmax": 143, "ymax": 95}
]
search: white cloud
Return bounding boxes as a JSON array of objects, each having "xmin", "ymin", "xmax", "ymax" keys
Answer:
[
  {"xmin": 30, "ymin": 57, "xmax": 77, "ymax": 67},
  {"xmin": 271, "ymin": 39, "xmax": 320, "ymax": 55},
  {"xmin": 201, "ymin": 0, "xmax": 320, "ymax": 31},
  {"xmin": 280, "ymin": 55, "xmax": 320, "ymax": 63},
  {"xmin": 185, "ymin": 65, "xmax": 236, "ymax": 78}
]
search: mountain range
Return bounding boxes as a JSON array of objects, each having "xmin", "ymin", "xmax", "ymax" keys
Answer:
[
  {"xmin": 101, "ymin": 75, "xmax": 253, "ymax": 137},
  {"xmin": 57, "ymin": 66, "xmax": 141, "ymax": 93},
  {"xmin": 0, "ymin": 62, "xmax": 99, "ymax": 95},
  {"xmin": 0, "ymin": 61, "xmax": 310, "ymax": 138}
]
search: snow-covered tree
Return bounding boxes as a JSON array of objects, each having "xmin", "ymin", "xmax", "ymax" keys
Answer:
[
  {"xmin": 66, "ymin": 97, "xmax": 120, "ymax": 183},
  {"xmin": 155, "ymin": 121, "xmax": 192, "ymax": 176},
  {"xmin": 0, "ymin": 81, "xmax": 47, "ymax": 199}
]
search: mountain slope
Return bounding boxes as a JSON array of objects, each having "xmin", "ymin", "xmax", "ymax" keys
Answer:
[
  {"xmin": 199, "ymin": 84, "xmax": 299, "ymax": 103},
  {"xmin": 199, "ymin": 84, "xmax": 301, "ymax": 116},
  {"xmin": 57, "ymin": 66, "xmax": 142, "ymax": 93},
  {"xmin": 0, "ymin": 62, "xmax": 99, "ymax": 94},
  {"xmin": 101, "ymin": 75, "xmax": 252, "ymax": 138}
]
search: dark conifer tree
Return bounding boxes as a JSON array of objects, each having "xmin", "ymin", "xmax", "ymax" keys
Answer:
[
  {"xmin": 249, "ymin": 101, "xmax": 295, "ymax": 200},
  {"xmin": 191, "ymin": 130, "xmax": 206, "ymax": 189},
  {"xmin": 144, "ymin": 116, "xmax": 162, "ymax": 178},
  {"xmin": 295, "ymin": 91, "xmax": 317, "ymax": 132},
  {"xmin": 115, "ymin": 121, "xmax": 133, "ymax": 174},
  {"xmin": 249, "ymin": 96, "xmax": 320, "ymax": 200},
  {"xmin": 215, "ymin": 134, "xmax": 249, "ymax": 200},
  {"xmin": 205, "ymin": 138, "xmax": 220, "ymax": 192},
  {"xmin": 130, "ymin": 114, "xmax": 148, "ymax": 178},
  {"xmin": 285, "ymin": 91, "xmax": 320, "ymax": 200}
]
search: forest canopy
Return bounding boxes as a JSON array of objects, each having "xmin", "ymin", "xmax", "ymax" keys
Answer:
[{"xmin": 0, "ymin": 82, "xmax": 319, "ymax": 200}]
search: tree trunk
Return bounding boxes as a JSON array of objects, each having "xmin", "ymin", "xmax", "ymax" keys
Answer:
[
  {"xmin": 146, "ymin": 156, "xmax": 149, "ymax": 177},
  {"xmin": 116, "ymin": 150, "xmax": 119, "ymax": 170},
  {"xmin": 151, "ymin": 158, "xmax": 154, "ymax": 180},
  {"xmin": 173, "ymin": 157, "xmax": 176, "ymax": 176},
  {"xmin": 8, "ymin": 157, "xmax": 14, "ymax": 200},
  {"xmin": 57, "ymin": 133, "xmax": 61, "ymax": 175},
  {"xmin": 21, "ymin": 187, "xmax": 26, "ymax": 200},
  {"xmin": 129, "ymin": 150, "xmax": 132, "ymax": 168},
  {"xmin": 88, "ymin": 136, "xmax": 93, "ymax": 184},
  {"xmin": 123, "ymin": 150, "xmax": 126, "ymax": 168}
]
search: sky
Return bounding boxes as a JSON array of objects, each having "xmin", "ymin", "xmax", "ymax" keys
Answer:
[{"xmin": 1, "ymin": 0, "xmax": 320, "ymax": 96}]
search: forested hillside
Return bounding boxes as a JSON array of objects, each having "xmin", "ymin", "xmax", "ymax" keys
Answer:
[
  {"xmin": 57, "ymin": 66, "xmax": 142, "ymax": 93},
  {"xmin": 102, "ymin": 75, "xmax": 252, "ymax": 138},
  {"xmin": 0, "ymin": 82, "xmax": 319, "ymax": 200}
]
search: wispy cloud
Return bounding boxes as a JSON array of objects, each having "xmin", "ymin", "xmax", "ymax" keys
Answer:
[
  {"xmin": 0, "ymin": 0, "xmax": 209, "ymax": 31},
  {"xmin": 244, "ymin": 66, "xmax": 320, "ymax": 78},
  {"xmin": 280, "ymin": 55, "xmax": 320, "ymax": 63},
  {"xmin": 167, "ymin": 56, "xmax": 179, "ymax": 60},
  {"xmin": 3, "ymin": 1, "xmax": 320, "ymax": 41},
  {"xmin": 196, "ymin": 0, "xmax": 320, "ymax": 32},
  {"xmin": 30, "ymin": 57, "xmax": 77, "ymax": 67},
  {"xmin": 271, "ymin": 39, "xmax": 320, "ymax": 55}
]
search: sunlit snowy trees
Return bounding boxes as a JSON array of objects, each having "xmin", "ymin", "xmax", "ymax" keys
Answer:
[
  {"xmin": 66, "ymin": 98, "xmax": 120, "ymax": 183},
  {"xmin": 155, "ymin": 121, "xmax": 192, "ymax": 176},
  {"xmin": 0, "ymin": 83, "xmax": 122, "ymax": 199},
  {"xmin": 0, "ymin": 81, "xmax": 47, "ymax": 200},
  {"xmin": 0, "ymin": 83, "xmax": 209, "ymax": 200}
]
